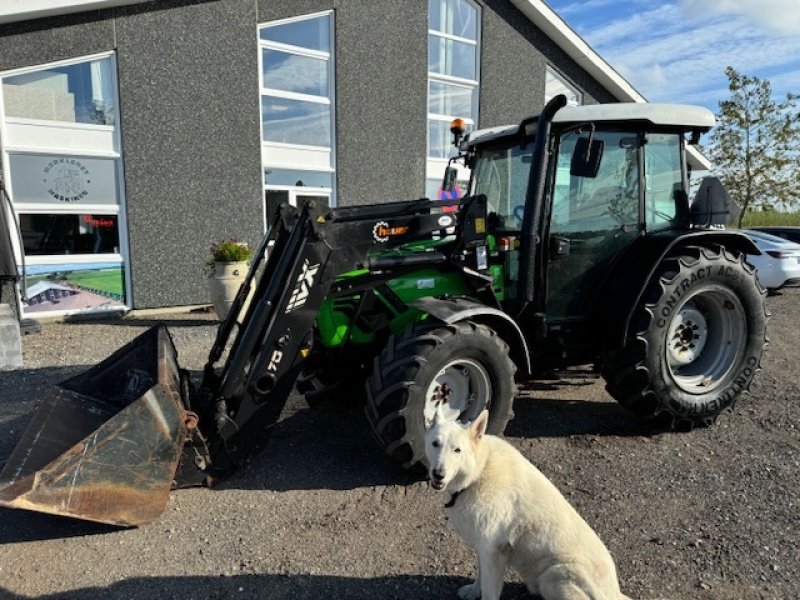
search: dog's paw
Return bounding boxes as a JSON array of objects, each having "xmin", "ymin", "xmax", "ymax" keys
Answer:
[{"xmin": 457, "ymin": 582, "xmax": 481, "ymax": 600}]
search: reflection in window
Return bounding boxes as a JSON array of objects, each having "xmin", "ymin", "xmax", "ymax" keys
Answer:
[
  {"xmin": 551, "ymin": 131, "xmax": 639, "ymax": 234},
  {"xmin": 19, "ymin": 213, "xmax": 120, "ymax": 255},
  {"xmin": 430, "ymin": 0, "xmax": 478, "ymax": 38},
  {"xmin": 645, "ymin": 133, "xmax": 684, "ymax": 229},
  {"xmin": 545, "ymin": 67, "xmax": 582, "ymax": 107},
  {"xmin": 259, "ymin": 17, "xmax": 330, "ymax": 51},
  {"xmin": 3, "ymin": 57, "xmax": 115, "ymax": 125},
  {"xmin": 473, "ymin": 144, "xmax": 534, "ymax": 229},
  {"xmin": 427, "ymin": 0, "xmax": 480, "ymax": 160},
  {"xmin": 261, "ymin": 97, "xmax": 331, "ymax": 146},
  {"xmin": 265, "ymin": 168, "xmax": 333, "ymax": 188},
  {"xmin": 262, "ymin": 49, "xmax": 328, "ymax": 96}
]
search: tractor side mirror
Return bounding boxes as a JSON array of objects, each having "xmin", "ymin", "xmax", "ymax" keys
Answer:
[
  {"xmin": 570, "ymin": 137, "xmax": 604, "ymax": 178},
  {"xmin": 442, "ymin": 166, "xmax": 458, "ymax": 192}
]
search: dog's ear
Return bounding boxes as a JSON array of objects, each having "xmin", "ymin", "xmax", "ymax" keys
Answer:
[
  {"xmin": 432, "ymin": 403, "xmax": 445, "ymax": 427},
  {"xmin": 471, "ymin": 410, "xmax": 489, "ymax": 440}
]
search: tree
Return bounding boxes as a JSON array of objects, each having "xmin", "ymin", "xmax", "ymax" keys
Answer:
[{"xmin": 709, "ymin": 67, "xmax": 800, "ymax": 227}]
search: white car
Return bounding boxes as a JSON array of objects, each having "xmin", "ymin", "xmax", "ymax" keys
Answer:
[{"xmin": 743, "ymin": 229, "xmax": 800, "ymax": 291}]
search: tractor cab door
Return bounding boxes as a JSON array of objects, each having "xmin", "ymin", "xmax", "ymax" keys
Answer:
[{"xmin": 545, "ymin": 130, "xmax": 642, "ymax": 322}]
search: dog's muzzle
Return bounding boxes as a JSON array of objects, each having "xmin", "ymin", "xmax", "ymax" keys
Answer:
[{"xmin": 430, "ymin": 469, "xmax": 446, "ymax": 491}]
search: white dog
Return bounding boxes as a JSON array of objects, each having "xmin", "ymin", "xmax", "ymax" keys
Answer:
[{"xmin": 426, "ymin": 408, "xmax": 633, "ymax": 600}]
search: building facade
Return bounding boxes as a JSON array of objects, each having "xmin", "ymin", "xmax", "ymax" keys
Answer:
[{"xmin": 0, "ymin": 0, "xmax": 639, "ymax": 317}]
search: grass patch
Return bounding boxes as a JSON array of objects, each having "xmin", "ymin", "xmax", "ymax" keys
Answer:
[
  {"xmin": 740, "ymin": 211, "xmax": 800, "ymax": 227},
  {"xmin": 66, "ymin": 269, "xmax": 124, "ymax": 296}
]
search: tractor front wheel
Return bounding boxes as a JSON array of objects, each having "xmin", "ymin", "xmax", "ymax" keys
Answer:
[
  {"xmin": 365, "ymin": 320, "xmax": 516, "ymax": 471},
  {"xmin": 603, "ymin": 246, "xmax": 768, "ymax": 428}
]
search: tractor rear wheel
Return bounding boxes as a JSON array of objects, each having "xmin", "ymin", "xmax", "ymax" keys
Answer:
[
  {"xmin": 365, "ymin": 320, "xmax": 516, "ymax": 471},
  {"xmin": 602, "ymin": 246, "xmax": 768, "ymax": 428}
]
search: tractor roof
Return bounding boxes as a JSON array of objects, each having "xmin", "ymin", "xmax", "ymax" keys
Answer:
[{"xmin": 464, "ymin": 103, "xmax": 715, "ymax": 149}]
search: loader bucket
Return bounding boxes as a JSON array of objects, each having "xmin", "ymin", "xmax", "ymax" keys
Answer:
[{"xmin": 0, "ymin": 325, "xmax": 188, "ymax": 527}]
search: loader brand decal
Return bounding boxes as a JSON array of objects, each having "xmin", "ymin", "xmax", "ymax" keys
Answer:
[
  {"xmin": 474, "ymin": 217, "xmax": 486, "ymax": 234},
  {"xmin": 267, "ymin": 349, "xmax": 284, "ymax": 372},
  {"xmin": 286, "ymin": 259, "xmax": 320, "ymax": 313},
  {"xmin": 372, "ymin": 221, "xmax": 410, "ymax": 243}
]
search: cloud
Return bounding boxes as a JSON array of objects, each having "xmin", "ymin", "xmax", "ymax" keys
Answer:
[
  {"xmin": 681, "ymin": 0, "xmax": 800, "ymax": 35},
  {"xmin": 566, "ymin": 2, "xmax": 800, "ymax": 107}
]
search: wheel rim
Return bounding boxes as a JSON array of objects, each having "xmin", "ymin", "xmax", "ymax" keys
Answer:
[
  {"xmin": 665, "ymin": 286, "xmax": 746, "ymax": 393},
  {"xmin": 424, "ymin": 359, "xmax": 492, "ymax": 427}
]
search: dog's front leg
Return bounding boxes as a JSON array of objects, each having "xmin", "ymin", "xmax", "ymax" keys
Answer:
[
  {"xmin": 476, "ymin": 546, "xmax": 509, "ymax": 600},
  {"xmin": 456, "ymin": 561, "xmax": 480, "ymax": 600}
]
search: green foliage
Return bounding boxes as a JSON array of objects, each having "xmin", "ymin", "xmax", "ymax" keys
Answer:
[
  {"xmin": 207, "ymin": 238, "xmax": 253, "ymax": 276},
  {"xmin": 709, "ymin": 67, "xmax": 800, "ymax": 228}
]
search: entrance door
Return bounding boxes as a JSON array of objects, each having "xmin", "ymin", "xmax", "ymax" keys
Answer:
[{"xmin": 546, "ymin": 130, "xmax": 641, "ymax": 320}]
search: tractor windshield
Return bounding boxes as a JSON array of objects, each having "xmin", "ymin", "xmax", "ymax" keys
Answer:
[{"xmin": 471, "ymin": 141, "xmax": 534, "ymax": 231}]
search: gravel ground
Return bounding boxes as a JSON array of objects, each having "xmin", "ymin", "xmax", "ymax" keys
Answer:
[{"xmin": 0, "ymin": 291, "xmax": 798, "ymax": 600}]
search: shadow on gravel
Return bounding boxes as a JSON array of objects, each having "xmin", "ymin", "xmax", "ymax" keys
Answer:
[
  {"xmin": 67, "ymin": 317, "xmax": 217, "ymax": 329},
  {"xmin": 506, "ymin": 392, "xmax": 659, "ymax": 439},
  {"xmin": 0, "ymin": 508, "xmax": 120, "ymax": 544},
  {"xmin": 224, "ymin": 398, "xmax": 417, "ymax": 493},
  {"xmin": 0, "ymin": 575, "xmax": 531, "ymax": 600}
]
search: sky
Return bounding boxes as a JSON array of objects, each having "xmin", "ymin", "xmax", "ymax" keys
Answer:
[{"xmin": 545, "ymin": 0, "xmax": 800, "ymax": 112}]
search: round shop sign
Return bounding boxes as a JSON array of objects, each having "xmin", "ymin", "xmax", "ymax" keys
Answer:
[{"xmin": 42, "ymin": 158, "xmax": 91, "ymax": 203}]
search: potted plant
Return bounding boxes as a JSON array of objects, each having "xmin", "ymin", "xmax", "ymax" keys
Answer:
[{"xmin": 207, "ymin": 238, "xmax": 253, "ymax": 320}]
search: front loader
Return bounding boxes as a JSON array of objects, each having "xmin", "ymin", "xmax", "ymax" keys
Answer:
[{"xmin": 0, "ymin": 95, "xmax": 768, "ymax": 526}]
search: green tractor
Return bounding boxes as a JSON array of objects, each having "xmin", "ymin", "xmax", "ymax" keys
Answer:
[{"xmin": 0, "ymin": 95, "xmax": 767, "ymax": 525}]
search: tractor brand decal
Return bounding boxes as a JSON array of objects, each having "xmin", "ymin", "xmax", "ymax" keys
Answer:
[
  {"xmin": 438, "ymin": 215, "xmax": 453, "ymax": 228},
  {"xmin": 286, "ymin": 259, "xmax": 320, "ymax": 313},
  {"xmin": 372, "ymin": 221, "xmax": 410, "ymax": 243}
]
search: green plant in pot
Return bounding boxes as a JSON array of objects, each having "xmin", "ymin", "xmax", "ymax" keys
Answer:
[{"xmin": 207, "ymin": 238, "xmax": 253, "ymax": 321}]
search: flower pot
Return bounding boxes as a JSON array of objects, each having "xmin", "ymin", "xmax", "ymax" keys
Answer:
[{"xmin": 208, "ymin": 260, "xmax": 248, "ymax": 321}]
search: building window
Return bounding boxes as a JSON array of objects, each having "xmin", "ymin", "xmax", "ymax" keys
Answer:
[
  {"xmin": 427, "ymin": 0, "xmax": 480, "ymax": 199},
  {"xmin": 0, "ymin": 53, "xmax": 130, "ymax": 317},
  {"xmin": 259, "ymin": 12, "xmax": 336, "ymax": 218},
  {"xmin": 545, "ymin": 67, "xmax": 582, "ymax": 106}
]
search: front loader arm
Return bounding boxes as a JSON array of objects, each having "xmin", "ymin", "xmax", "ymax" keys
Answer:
[{"xmin": 194, "ymin": 196, "xmax": 490, "ymax": 481}]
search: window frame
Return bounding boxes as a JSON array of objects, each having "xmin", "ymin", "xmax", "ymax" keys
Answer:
[
  {"xmin": 545, "ymin": 66, "xmax": 583, "ymax": 107},
  {"xmin": 426, "ymin": 0, "xmax": 481, "ymax": 189},
  {"xmin": 258, "ymin": 11, "xmax": 337, "ymax": 216},
  {"xmin": 0, "ymin": 51, "xmax": 132, "ymax": 316}
]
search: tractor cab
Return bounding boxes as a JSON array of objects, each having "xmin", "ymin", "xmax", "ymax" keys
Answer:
[{"xmin": 448, "ymin": 103, "xmax": 720, "ymax": 364}]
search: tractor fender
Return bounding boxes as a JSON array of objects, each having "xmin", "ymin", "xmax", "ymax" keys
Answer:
[
  {"xmin": 409, "ymin": 296, "xmax": 532, "ymax": 375},
  {"xmin": 594, "ymin": 229, "xmax": 760, "ymax": 349}
]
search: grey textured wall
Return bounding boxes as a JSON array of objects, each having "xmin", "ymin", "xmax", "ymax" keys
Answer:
[
  {"xmin": 258, "ymin": 0, "xmax": 428, "ymax": 206},
  {"xmin": 115, "ymin": 0, "xmax": 263, "ymax": 308},
  {"xmin": 479, "ymin": 0, "xmax": 617, "ymax": 129}
]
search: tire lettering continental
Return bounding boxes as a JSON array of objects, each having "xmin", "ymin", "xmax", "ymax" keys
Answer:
[
  {"xmin": 679, "ymin": 355, "xmax": 758, "ymax": 416},
  {"xmin": 656, "ymin": 266, "xmax": 713, "ymax": 327}
]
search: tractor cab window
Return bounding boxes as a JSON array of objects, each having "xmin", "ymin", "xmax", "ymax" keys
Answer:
[
  {"xmin": 644, "ymin": 133, "xmax": 684, "ymax": 230},
  {"xmin": 546, "ymin": 130, "xmax": 641, "ymax": 320},
  {"xmin": 472, "ymin": 141, "xmax": 534, "ymax": 231},
  {"xmin": 551, "ymin": 130, "xmax": 639, "ymax": 234}
]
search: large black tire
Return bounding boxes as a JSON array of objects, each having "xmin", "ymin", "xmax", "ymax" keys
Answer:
[
  {"xmin": 602, "ymin": 246, "xmax": 768, "ymax": 428},
  {"xmin": 365, "ymin": 320, "xmax": 516, "ymax": 471}
]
